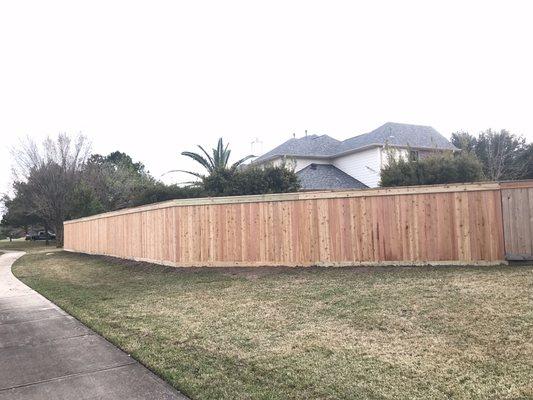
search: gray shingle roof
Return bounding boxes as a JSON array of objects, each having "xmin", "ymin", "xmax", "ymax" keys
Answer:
[
  {"xmin": 254, "ymin": 134, "xmax": 340, "ymax": 163},
  {"xmin": 254, "ymin": 122, "xmax": 457, "ymax": 163},
  {"xmin": 297, "ymin": 164, "xmax": 368, "ymax": 190},
  {"xmin": 338, "ymin": 122, "xmax": 457, "ymax": 153}
]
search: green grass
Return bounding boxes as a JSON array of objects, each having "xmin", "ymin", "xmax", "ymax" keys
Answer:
[
  {"xmin": 8, "ymin": 249, "xmax": 533, "ymax": 400},
  {"xmin": 0, "ymin": 238, "xmax": 59, "ymax": 254}
]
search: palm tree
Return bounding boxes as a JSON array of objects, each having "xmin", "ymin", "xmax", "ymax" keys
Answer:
[{"xmin": 167, "ymin": 138, "xmax": 255, "ymax": 180}]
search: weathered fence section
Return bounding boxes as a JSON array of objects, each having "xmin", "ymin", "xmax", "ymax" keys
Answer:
[
  {"xmin": 500, "ymin": 181, "xmax": 533, "ymax": 260},
  {"xmin": 64, "ymin": 181, "xmax": 533, "ymax": 267}
]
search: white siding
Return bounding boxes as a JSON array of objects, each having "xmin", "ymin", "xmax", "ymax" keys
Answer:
[
  {"xmin": 333, "ymin": 147, "xmax": 382, "ymax": 187},
  {"xmin": 254, "ymin": 156, "xmax": 286, "ymax": 169},
  {"xmin": 256, "ymin": 156, "xmax": 329, "ymax": 172},
  {"xmin": 381, "ymin": 147, "xmax": 409, "ymax": 167},
  {"xmin": 292, "ymin": 158, "xmax": 329, "ymax": 172}
]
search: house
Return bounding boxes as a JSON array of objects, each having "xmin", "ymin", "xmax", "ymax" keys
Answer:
[{"xmin": 253, "ymin": 122, "xmax": 457, "ymax": 189}]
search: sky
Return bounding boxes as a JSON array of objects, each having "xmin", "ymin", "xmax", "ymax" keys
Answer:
[{"xmin": 1, "ymin": 0, "xmax": 532, "ymax": 196}]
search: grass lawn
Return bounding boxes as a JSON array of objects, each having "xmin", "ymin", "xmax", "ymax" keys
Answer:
[
  {"xmin": 0, "ymin": 238, "xmax": 59, "ymax": 254},
  {"xmin": 7, "ymin": 247, "xmax": 533, "ymax": 400}
]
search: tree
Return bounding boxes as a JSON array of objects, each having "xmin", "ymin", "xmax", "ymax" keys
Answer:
[
  {"xmin": 67, "ymin": 181, "xmax": 105, "ymax": 219},
  {"xmin": 1, "ymin": 183, "xmax": 44, "ymax": 236},
  {"xmin": 82, "ymin": 151, "xmax": 156, "ymax": 211},
  {"xmin": 450, "ymin": 131, "xmax": 477, "ymax": 153},
  {"xmin": 517, "ymin": 143, "xmax": 533, "ymax": 179},
  {"xmin": 173, "ymin": 138, "xmax": 254, "ymax": 180},
  {"xmin": 476, "ymin": 129, "xmax": 530, "ymax": 180},
  {"xmin": 380, "ymin": 151, "xmax": 484, "ymax": 187},
  {"xmin": 11, "ymin": 134, "xmax": 91, "ymax": 246},
  {"xmin": 171, "ymin": 138, "xmax": 299, "ymax": 196},
  {"xmin": 78, "ymin": 151, "xmax": 207, "ymax": 212},
  {"xmin": 451, "ymin": 129, "xmax": 531, "ymax": 180},
  {"xmin": 103, "ymin": 151, "xmax": 145, "ymax": 173}
]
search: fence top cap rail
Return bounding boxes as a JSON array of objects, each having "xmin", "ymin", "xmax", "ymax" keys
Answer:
[
  {"xmin": 498, "ymin": 179, "xmax": 533, "ymax": 189},
  {"xmin": 64, "ymin": 180, "xmax": 533, "ymax": 225}
]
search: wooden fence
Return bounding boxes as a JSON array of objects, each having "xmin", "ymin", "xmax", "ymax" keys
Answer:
[
  {"xmin": 500, "ymin": 181, "xmax": 533, "ymax": 260},
  {"xmin": 64, "ymin": 181, "xmax": 533, "ymax": 267}
]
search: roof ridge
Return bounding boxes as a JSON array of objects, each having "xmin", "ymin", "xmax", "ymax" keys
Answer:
[
  {"xmin": 343, "ymin": 122, "xmax": 436, "ymax": 142},
  {"xmin": 384, "ymin": 121, "xmax": 435, "ymax": 129}
]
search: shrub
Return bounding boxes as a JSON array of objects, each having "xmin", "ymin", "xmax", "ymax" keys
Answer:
[
  {"xmin": 131, "ymin": 183, "xmax": 205, "ymax": 206},
  {"xmin": 203, "ymin": 165, "xmax": 300, "ymax": 196},
  {"xmin": 380, "ymin": 151, "xmax": 485, "ymax": 187}
]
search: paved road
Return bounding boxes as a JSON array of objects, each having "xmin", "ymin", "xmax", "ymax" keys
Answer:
[{"xmin": 0, "ymin": 251, "xmax": 188, "ymax": 400}]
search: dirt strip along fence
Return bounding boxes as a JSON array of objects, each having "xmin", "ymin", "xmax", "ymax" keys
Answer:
[{"xmin": 64, "ymin": 181, "xmax": 533, "ymax": 267}]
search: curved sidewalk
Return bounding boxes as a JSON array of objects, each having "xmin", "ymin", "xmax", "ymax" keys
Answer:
[{"xmin": 0, "ymin": 252, "xmax": 188, "ymax": 400}]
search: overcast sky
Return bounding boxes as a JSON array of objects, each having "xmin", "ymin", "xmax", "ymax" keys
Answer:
[{"xmin": 1, "ymin": 0, "xmax": 532, "ymax": 195}]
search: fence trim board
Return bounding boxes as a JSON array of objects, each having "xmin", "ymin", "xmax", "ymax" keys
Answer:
[{"xmin": 499, "ymin": 180, "xmax": 533, "ymax": 189}]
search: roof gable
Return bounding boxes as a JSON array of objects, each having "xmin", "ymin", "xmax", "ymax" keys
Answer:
[{"xmin": 254, "ymin": 122, "xmax": 457, "ymax": 163}]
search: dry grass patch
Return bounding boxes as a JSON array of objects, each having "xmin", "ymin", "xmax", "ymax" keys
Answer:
[{"xmin": 11, "ymin": 251, "xmax": 533, "ymax": 400}]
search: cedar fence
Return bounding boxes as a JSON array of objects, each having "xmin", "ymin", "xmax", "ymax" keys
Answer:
[{"xmin": 64, "ymin": 180, "xmax": 533, "ymax": 267}]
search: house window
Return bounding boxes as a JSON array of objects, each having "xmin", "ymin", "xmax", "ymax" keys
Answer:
[{"xmin": 409, "ymin": 150, "xmax": 419, "ymax": 161}]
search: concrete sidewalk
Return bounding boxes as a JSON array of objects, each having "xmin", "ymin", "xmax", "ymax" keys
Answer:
[{"xmin": 0, "ymin": 252, "xmax": 188, "ymax": 400}]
